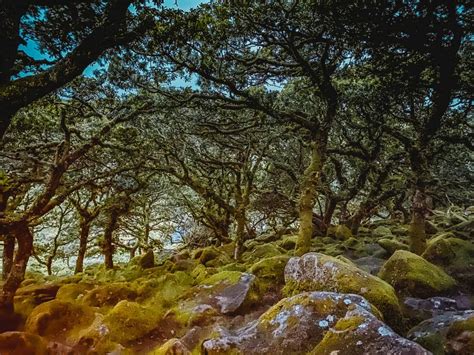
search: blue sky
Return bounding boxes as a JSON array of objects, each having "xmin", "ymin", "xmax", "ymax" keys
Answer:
[{"xmin": 20, "ymin": 0, "xmax": 208, "ymax": 84}]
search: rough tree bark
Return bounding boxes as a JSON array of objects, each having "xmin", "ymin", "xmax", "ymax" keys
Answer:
[
  {"xmin": 75, "ymin": 218, "xmax": 91, "ymax": 274},
  {"xmin": 0, "ymin": 222, "xmax": 33, "ymax": 312},
  {"xmin": 103, "ymin": 208, "xmax": 120, "ymax": 270},
  {"xmin": 2, "ymin": 235, "xmax": 14, "ymax": 280},
  {"xmin": 296, "ymin": 139, "xmax": 325, "ymax": 256}
]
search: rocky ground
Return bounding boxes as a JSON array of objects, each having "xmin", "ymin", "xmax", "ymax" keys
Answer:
[{"xmin": 0, "ymin": 211, "xmax": 473, "ymax": 354}]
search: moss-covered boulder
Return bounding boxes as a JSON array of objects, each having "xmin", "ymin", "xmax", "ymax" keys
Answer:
[
  {"xmin": 277, "ymin": 234, "xmax": 299, "ymax": 250},
  {"xmin": 192, "ymin": 246, "xmax": 232, "ymax": 267},
  {"xmin": 378, "ymin": 250, "xmax": 457, "ymax": 298},
  {"xmin": 334, "ymin": 225, "xmax": 353, "ymax": 240},
  {"xmin": 170, "ymin": 259, "xmax": 196, "ymax": 273},
  {"xmin": 103, "ymin": 300, "xmax": 162, "ymax": 344},
  {"xmin": 199, "ymin": 271, "xmax": 258, "ymax": 313},
  {"xmin": 377, "ymin": 238, "xmax": 409, "ymax": 255},
  {"xmin": 391, "ymin": 225, "xmax": 410, "ymax": 236},
  {"xmin": 15, "ymin": 283, "xmax": 60, "ymax": 304},
  {"xmin": 283, "ymin": 253, "xmax": 402, "ymax": 329},
  {"xmin": 310, "ymin": 307, "xmax": 430, "ymax": 355},
  {"xmin": 373, "ymin": 226, "xmax": 393, "ymax": 238},
  {"xmin": 56, "ymin": 283, "xmax": 95, "ymax": 302},
  {"xmin": 422, "ymin": 235, "xmax": 474, "ymax": 289},
  {"xmin": 0, "ymin": 331, "xmax": 49, "ymax": 355},
  {"xmin": 242, "ymin": 243, "xmax": 285, "ymax": 263},
  {"xmin": 190, "ymin": 264, "xmax": 215, "ymax": 284},
  {"xmin": 407, "ymin": 310, "xmax": 474, "ymax": 355},
  {"xmin": 62, "ymin": 313, "xmax": 124, "ymax": 353},
  {"xmin": 248, "ymin": 255, "xmax": 290, "ymax": 285},
  {"xmin": 25, "ymin": 300, "xmax": 95, "ymax": 338},
  {"xmin": 137, "ymin": 271, "xmax": 194, "ymax": 304},
  {"xmin": 248, "ymin": 255, "xmax": 291, "ymax": 298},
  {"xmin": 167, "ymin": 271, "xmax": 258, "ymax": 328},
  {"xmin": 150, "ymin": 338, "xmax": 192, "ymax": 355},
  {"xmin": 203, "ymin": 292, "xmax": 385, "ymax": 354},
  {"xmin": 82, "ymin": 282, "xmax": 138, "ymax": 307}
]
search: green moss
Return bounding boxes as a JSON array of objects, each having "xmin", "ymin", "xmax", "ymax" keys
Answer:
[
  {"xmin": 218, "ymin": 262, "xmax": 247, "ymax": 272},
  {"xmin": 200, "ymin": 270, "xmax": 243, "ymax": 286},
  {"xmin": 448, "ymin": 314, "xmax": 474, "ymax": 335},
  {"xmin": 248, "ymin": 255, "xmax": 290, "ymax": 284},
  {"xmin": 377, "ymin": 238, "xmax": 409, "ymax": 255},
  {"xmin": 335, "ymin": 255, "xmax": 356, "ymax": 266},
  {"xmin": 423, "ymin": 236, "xmax": 474, "ymax": 274},
  {"xmin": 190, "ymin": 264, "xmax": 215, "ymax": 283},
  {"xmin": 277, "ymin": 235, "xmax": 299, "ymax": 250},
  {"xmin": 334, "ymin": 225, "xmax": 353, "ymax": 240},
  {"xmin": 138, "ymin": 271, "xmax": 194, "ymax": 305},
  {"xmin": 168, "ymin": 301, "xmax": 218, "ymax": 328},
  {"xmin": 242, "ymin": 243, "xmax": 285, "ymax": 263},
  {"xmin": 82, "ymin": 282, "xmax": 138, "ymax": 307},
  {"xmin": 192, "ymin": 246, "xmax": 231, "ymax": 267},
  {"xmin": 378, "ymin": 250, "xmax": 457, "ymax": 298},
  {"xmin": 56, "ymin": 283, "xmax": 95, "ymax": 302},
  {"xmin": 25, "ymin": 300, "xmax": 95, "ymax": 337},
  {"xmin": 104, "ymin": 301, "xmax": 163, "ymax": 344},
  {"xmin": 283, "ymin": 254, "xmax": 401, "ymax": 330},
  {"xmin": 333, "ymin": 315, "xmax": 366, "ymax": 331},
  {"xmin": 149, "ymin": 338, "xmax": 191, "ymax": 355},
  {"xmin": 373, "ymin": 226, "xmax": 393, "ymax": 237},
  {"xmin": 68, "ymin": 313, "xmax": 124, "ymax": 352},
  {"xmin": 13, "ymin": 295, "xmax": 38, "ymax": 321},
  {"xmin": 170, "ymin": 259, "xmax": 197, "ymax": 272}
]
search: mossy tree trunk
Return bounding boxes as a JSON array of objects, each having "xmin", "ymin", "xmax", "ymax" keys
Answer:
[
  {"xmin": 410, "ymin": 188, "xmax": 428, "ymax": 254},
  {"xmin": 103, "ymin": 208, "xmax": 120, "ymax": 270},
  {"xmin": 322, "ymin": 197, "xmax": 337, "ymax": 233},
  {"xmin": 233, "ymin": 170, "xmax": 251, "ymax": 260},
  {"xmin": 2, "ymin": 235, "xmax": 14, "ymax": 280},
  {"xmin": 0, "ymin": 222, "xmax": 33, "ymax": 313},
  {"xmin": 233, "ymin": 205, "xmax": 246, "ymax": 260},
  {"xmin": 75, "ymin": 218, "xmax": 91, "ymax": 274},
  {"xmin": 296, "ymin": 139, "xmax": 325, "ymax": 256},
  {"xmin": 409, "ymin": 148, "xmax": 431, "ymax": 255}
]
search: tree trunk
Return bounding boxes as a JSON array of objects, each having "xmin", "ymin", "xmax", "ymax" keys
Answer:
[
  {"xmin": 46, "ymin": 257, "xmax": 53, "ymax": 276},
  {"xmin": 2, "ymin": 235, "xmax": 14, "ymax": 280},
  {"xmin": 233, "ymin": 206, "xmax": 246, "ymax": 260},
  {"xmin": 75, "ymin": 219, "xmax": 90, "ymax": 274},
  {"xmin": 349, "ymin": 211, "xmax": 365, "ymax": 235},
  {"xmin": 410, "ymin": 188, "xmax": 428, "ymax": 254},
  {"xmin": 409, "ymin": 149, "xmax": 430, "ymax": 255},
  {"xmin": 296, "ymin": 140, "xmax": 324, "ymax": 256},
  {"xmin": 323, "ymin": 197, "xmax": 337, "ymax": 232},
  {"xmin": 103, "ymin": 210, "xmax": 119, "ymax": 270},
  {"xmin": 0, "ymin": 222, "xmax": 33, "ymax": 313}
]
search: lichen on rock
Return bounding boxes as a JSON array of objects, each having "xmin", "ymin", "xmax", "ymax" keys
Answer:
[{"xmin": 283, "ymin": 252, "xmax": 402, "ymax": 329}]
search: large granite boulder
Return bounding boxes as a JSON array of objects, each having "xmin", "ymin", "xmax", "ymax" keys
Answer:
[
  {"xmin": 378, "ymin": 250, "xmax": 457, "ymax": 298},
  {"xmin": 169, "ymin": 271, "xmax": 258, "ymax": 327},
  {"xmin": 203, "ymin": 291, "xmax": 427, "ymax": 355},
  {"xmin": 407, "ymin": 310, "xmax": 474, "ymax": 355},
  {"xmin": 283, "ymin": 252, "xmax": 402, "ymax": 329},
  {"xmin": 310, "ymin": 307, "xmax": 430, "ymax": 354},
  {"xmin": 422, "ymin": 235, "xmax": 474, "ymax": 290}
]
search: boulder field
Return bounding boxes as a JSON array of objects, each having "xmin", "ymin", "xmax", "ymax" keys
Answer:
[{"xmin": 1, "ymin": 220, "xmax": 473, "ymax": 354}]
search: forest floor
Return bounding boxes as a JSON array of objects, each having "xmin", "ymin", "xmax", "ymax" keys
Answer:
[{"xmin": 1, "ymin": 210, "xmax": 473, "ymax": 354}]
